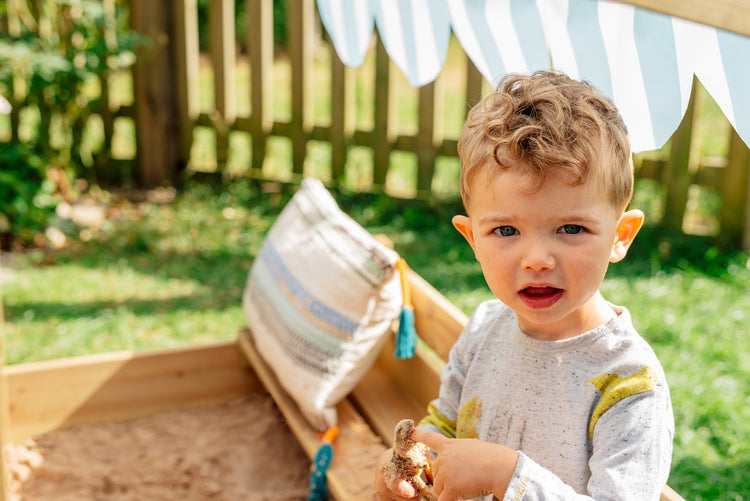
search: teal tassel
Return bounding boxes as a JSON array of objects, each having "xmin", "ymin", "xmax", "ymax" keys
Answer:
[
  {"xmin": 395, "ymin": 305, "xmax": 417, "ymax": 359},
  {"xmin": 307, "ymin": 442, "xmax": 334, "ymax": 501}
]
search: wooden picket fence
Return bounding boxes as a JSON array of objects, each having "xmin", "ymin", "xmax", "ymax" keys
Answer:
[{"xmin": 1, "ymin": 0, "xmax": 749, "ymax": 247}]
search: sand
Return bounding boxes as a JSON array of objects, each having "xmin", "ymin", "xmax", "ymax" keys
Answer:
[{"xmin": 7, "ymin": 393, "xmax": 312, "ymax": 500}]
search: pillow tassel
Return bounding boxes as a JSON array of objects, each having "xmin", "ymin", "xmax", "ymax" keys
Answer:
[
  {"xmin": 395, "ymin": 259, "xmax": 417, "ymax": 359},
  {"xmin": 307, "ymin": 426, "xmax": 339, "ymax": 501}
]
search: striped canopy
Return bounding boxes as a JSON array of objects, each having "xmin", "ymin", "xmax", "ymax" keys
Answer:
[{"xmin": 317, "ymin": 0, "xmax": 750, "ymax": 153}]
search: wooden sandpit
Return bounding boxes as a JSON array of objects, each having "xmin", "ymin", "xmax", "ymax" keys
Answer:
[{"xmin": 1, "ymin": 341, "xmax": 313, "ymax": 501}]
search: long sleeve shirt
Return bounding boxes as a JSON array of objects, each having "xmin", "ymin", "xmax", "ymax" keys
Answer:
[{"xmin": 419, "ymin": 300, "xmax": 674, "ymax": 501}]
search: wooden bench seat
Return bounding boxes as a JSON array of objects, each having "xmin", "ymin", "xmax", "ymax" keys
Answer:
[{"xmin": 240, "ymin": 266, "xmax": 686, "ymax": 501}]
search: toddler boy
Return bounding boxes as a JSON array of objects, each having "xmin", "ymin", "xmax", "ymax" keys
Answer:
[{"xmin": 375, "ymin": 71, "xmax": 673, "ymax": 501}]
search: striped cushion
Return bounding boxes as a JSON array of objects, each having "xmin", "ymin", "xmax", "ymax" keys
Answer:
[{"xmin": 242, "ymin": 177, "xmax": 402, "ymax": 431}]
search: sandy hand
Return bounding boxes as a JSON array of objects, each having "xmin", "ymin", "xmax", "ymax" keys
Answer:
[{"xmin": 380, "ymin": 419, "xmax": 437, "ymax": 501}]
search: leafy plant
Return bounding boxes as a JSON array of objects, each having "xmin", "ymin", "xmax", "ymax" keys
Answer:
[
  {"xmin": 0, "ymin": 0, "xmax": 146, "ymax": 176},
  {"xmin": 0, "ymin": 142, "xmax": 57, "ymax": 248}
]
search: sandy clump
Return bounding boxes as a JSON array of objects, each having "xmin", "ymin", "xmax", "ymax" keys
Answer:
[{"xmin": 7, "ymin": 393, "xmax": 311, "ymax": 500}]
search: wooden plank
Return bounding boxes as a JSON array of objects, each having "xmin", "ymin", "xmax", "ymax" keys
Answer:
[
  {"xmin": 408, "ymin": 268, "xmax": 468, "ymax": 362},
  {"xmin": 6, "ymin": 0, "xmax": 22, "ymax": 144},
  {"xmin": 98, "ymin": 0, "xmax": 117, "ymax": 162},
  {"xmin": 661, "ymin": 76, "xmax": 697, "ymax": 232},
  {"xmin": 173, "ymin": 0, "xmax": 200, "ymax": 166},
  {"xmin": 248, "ymin": 0, "xmax": 274, "ymax": 174},
  {"xmin": 377, "ymin": 336, "xmax": 443, "ymax": 411},
  {"xmin": 465, "ymin": 56, "xmax": 484, "ymax": 115},
  {"xmin": 237, "ymin": 328, "xmax": 385, "ymax": 501},
  {"xmin": 4, "ymin": 341, "xmax": 259, "ymax": 444},
  {"xmin": 329, "ymin": 33, "xmax": 354, "ymax": 181},
  {"xmin": 637, "ymin": 156, "xmax": 664, "ymax": 182},
  {"xmin": 692, "ymin": 163, "xmax": 725, "ymax": 191},
  {"xmin": 612, "ymin": 0, "xmax": 750, "ymax": 38},
  {"xmin": 416, "ymin": 79, "xmax": 441, "ymax": 195},
  {"xmin": 129, "ymin": 0, "xmax": 179, "ymax": 187},
  {"xmin": 721, "ymin": 129, "xmax": 749, "ymax": 247},
  {"xmin": 209, "ymin": 0, "xmax": 236, "ymax": 168},
  {"xmin": 288, "ymin": 0, "xmax": 315, "ymax": 175},
  {"xmin": 373, "ymin": 30, "xmax": 396, "ymax": 188},
  {"xmin": 351, "ymin": 335, "xmax": 442, "ymax": 446},
  {"xmin": 36, "ymin": 0, "xmax": 53, "ymax": 40}
]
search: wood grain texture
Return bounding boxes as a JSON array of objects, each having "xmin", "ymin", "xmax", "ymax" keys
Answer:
[{"xmin": 4, "ymin": 341, "xmax": 259, "ymax": 444}]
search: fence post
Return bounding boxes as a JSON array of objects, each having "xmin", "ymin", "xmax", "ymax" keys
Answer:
[
  {"xmin": 129, "ymin": 0, "xmax": 180, "ymax": 187},
  {"xmin": 721, "ymin": 130, "xmax": 750, "ymax": 248},
  {"xmin": 210, "ymin": 0, "xmax": 236, "ymax": 170},
  {"xmin": 661, "ymin": 76, "xmax": 698, "ymax": 232},
  {"xmin": 465, "ymin": 58, "xmax": 484, "ymax": 114},
  {"xmin": 330, "ymin": 43, "xmax": 354, "ymax": 182},
  {"xmin": 99, "ymin": 0, "xmax": 116, "ymax": 162},
  {"xmin": 5, "ymin": 2, "xmax": 22, "ymax": 144},
  {"xmin": 174, "ymin": 0, "xmax": 200, "ymax": 170},
  {"xmin": 373, "ymin": 31, "xmax": 396, "ymax": 189},
  {"xmin": 248, "ymin": 0, "xmax": 274, "ymax": 175},
  {"xmin": 416, "ymin": 78, "xmax": 442, "ymax": 195},
  {"xmin": 288, "ymin": 0, "xmax": 315, "ymax": 176}
]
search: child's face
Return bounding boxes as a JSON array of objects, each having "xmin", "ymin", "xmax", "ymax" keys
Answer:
[{"xmin": 453, "ymin": 167, "xmax": 643, "ymax": 341}]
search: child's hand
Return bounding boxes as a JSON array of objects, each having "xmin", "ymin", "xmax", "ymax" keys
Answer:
[
  {"xmin": 374, "ymin": 448, "xmax": 421, "ymax": 501},
  {"xmin": 412, "ymin": 428, "xmax": 519, "ymax": 501}
]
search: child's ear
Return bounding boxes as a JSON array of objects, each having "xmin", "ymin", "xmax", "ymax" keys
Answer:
[
  {"xmin": 610, "ymin": 209, "xmax": 644, "ymax": 263},
  {"xmin": 452, "ymin": 215, "xmax": 478, "ymax": 255}
]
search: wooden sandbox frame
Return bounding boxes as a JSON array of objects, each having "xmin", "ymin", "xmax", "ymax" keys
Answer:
[{"xmin": 1, "ymin": 267, "xmax": 684, "ymax": 501}]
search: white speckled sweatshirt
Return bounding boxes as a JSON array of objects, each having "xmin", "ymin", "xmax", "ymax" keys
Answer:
[{"xmin": 419, "ymin": 300, "xmax": 674, "ymax": 501}]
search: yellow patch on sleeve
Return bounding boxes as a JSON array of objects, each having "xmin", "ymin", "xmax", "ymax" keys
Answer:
[
  {"xmin": 587, "ymin": 366, "xmax": 656, "ymax": 440},
  {"xmin": 418, "ymin": 401, "xmax": 457, "ymax": 437},
  {"xmin": 456, "ymin": 396, "xmax": 481, "ymax": 439}
]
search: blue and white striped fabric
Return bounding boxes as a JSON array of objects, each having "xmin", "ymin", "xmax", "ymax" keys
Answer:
[
  {"xmin": 316, "ymin": 0, "xmax": 373, "ymax": 67},
  {"xmin": 318, "ymin": 0, "xmax": 451, "ymax": 86},
  {"xmin": 372, "ymin": 0, "xmax": 452, "ymax": 87},
  {"xmin": 317, "ymin": 0, "xmax": 750, "ymax": 152},
  {"xmin": 449, "ymin": 0, "xmax": 549, "ymax": 85}
]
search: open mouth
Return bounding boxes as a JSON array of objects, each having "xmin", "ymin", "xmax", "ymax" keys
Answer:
[{"xmin": 518, "ymin": 286, "xmax": 563, "ymax": 309}]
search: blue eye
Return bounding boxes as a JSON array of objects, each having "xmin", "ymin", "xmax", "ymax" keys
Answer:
[
  {"xmin": 494, "ymin": 226, "xmax": 518, "ymax": 237},
  {"xmin": 559, "ymin": 224, "xmax": 584, "ymax": 234}
]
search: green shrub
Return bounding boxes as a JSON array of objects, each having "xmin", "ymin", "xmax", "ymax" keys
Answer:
[
  {"xmin": 0, "ymin": 0, "xmax": 145, "ymax": 176},
  {"xmin": 0, "ymin": 142, "xmax": 58, "ymax": 248}
]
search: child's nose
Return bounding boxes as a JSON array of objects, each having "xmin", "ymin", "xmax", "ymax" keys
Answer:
[{"xmin": 521, "ymin": 238, "xmax": 555, "ymax": 271}]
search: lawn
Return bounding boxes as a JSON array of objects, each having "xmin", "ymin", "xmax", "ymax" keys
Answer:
[{"xmin": 2, "ymin": 177, "xmax": 749, "ymax": 500}]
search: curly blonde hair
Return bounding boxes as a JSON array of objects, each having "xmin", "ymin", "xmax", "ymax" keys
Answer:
[{"xmin": 457, "ymin": 71, "xmax": 633, "ymax": 211}]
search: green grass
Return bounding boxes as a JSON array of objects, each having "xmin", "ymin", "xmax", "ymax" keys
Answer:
[
  {"xmin": 2, "ymin": 178, "xmax": 749, "ymax": 500},
  {"xmin": 602, "ymin": 233, "xmax": 750, "ymax": 500}
]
